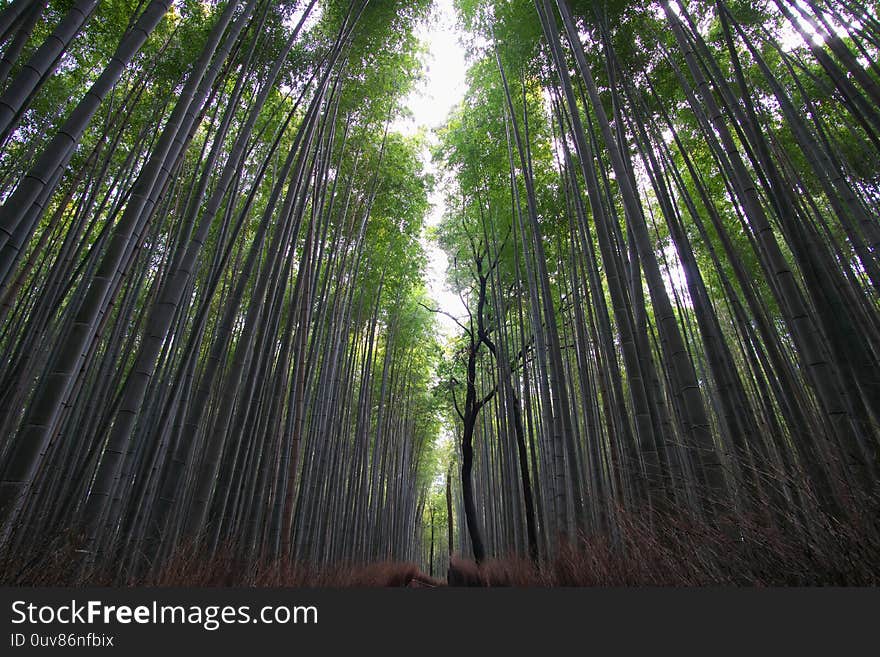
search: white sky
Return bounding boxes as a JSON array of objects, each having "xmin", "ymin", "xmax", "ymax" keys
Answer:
[{"xmin": 391, "ymin": 0, "xmax": 468, "ymax": 339}]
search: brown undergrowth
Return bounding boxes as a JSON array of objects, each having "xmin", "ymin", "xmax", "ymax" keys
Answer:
[
  {"xmin": 2, "ymin": 497, "xmax": 878, "ymax": 586},
  {"xmin": 0, "ymin": 539, "xmax": 445, "ymax": 587},
  {"xmin": 449, "ymin": 495, "xmax": 880, "ymax": 586}
]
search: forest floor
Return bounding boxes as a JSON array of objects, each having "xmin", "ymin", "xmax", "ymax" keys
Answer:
[{"xmin": 3, "ymin": 502, "xmax": 878, "ymax": 587}]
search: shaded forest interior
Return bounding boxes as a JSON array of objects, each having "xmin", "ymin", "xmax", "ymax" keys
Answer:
[{"xmin": 0, "ymin": 0, "xmax": 878, "ymax": 586}]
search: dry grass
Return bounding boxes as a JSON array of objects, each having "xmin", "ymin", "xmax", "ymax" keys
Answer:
[
  {"xmin": 0, "ymin": 537, "xmax": 445, "ymax": 587},
  {"xmin": 2, "ymin": 493, "xmax": 878, "ymax": 587},
  {"xmin": 445, "ymin": 500, "xmax": 880, "ymax": 586},
  {"xmin": 147, "ymin": 551, "xmax": 444, "ymax": 588}
]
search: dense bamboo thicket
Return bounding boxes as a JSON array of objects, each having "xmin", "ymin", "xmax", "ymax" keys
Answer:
[
  {"xmin": 432, "ymin": 0, "xmax": 880, "ymax": 571},
  {"xmin": 0, "ymin": 0, "xmax": 443, "ymax": 581},
  {"xmin": 0, "ymin": 0, "xmax": 878, "ymax": 586}
]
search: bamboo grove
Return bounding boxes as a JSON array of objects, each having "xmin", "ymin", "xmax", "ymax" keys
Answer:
[
  {"xmin": 0, "ymin": 0, "xmax": 878, "ymax": 584},
  {"xmin": 432, "ymin": 0, "xmax": 880, "ymax": 567},
  {"xmin": 0, "ymin": 0, "xmax": 443, "ymax": 577}
]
